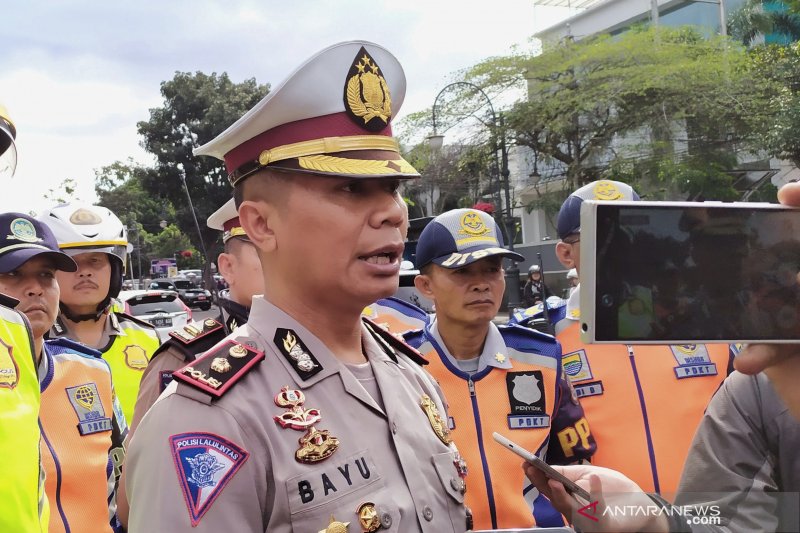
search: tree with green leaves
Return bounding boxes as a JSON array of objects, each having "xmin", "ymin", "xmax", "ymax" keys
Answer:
[
  {"xmin": 136, "ymin": 72, "xmax": 269, "ymax": 259},
  {"xmin": 458, "ymin": 26, "xmax": 775, "ymax": 208}
]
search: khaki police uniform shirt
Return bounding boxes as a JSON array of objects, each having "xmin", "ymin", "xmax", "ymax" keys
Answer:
[{"xmin": 126, "ymin": 296, "xmax": 467, "ymax": 533}]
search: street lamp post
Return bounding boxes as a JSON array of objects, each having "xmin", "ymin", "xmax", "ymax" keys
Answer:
[{"xmin": 428, "ymin": 82, "xmax": 522, "ymax": 310}]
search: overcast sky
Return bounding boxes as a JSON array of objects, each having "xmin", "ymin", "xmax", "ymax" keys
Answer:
[{"xmin": 1, "ymin": 0, "xmax": 571, "ymax": 214}]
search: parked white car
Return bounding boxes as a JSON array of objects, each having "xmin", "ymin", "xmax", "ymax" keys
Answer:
[{"xmin": 117, "ymin": 289, "xmax": 191, "ymax": 338}]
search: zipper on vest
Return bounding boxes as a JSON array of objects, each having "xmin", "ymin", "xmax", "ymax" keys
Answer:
[
  {"xmin": 626, "ymin": 344, "xmax": 661, "ymax": 494},
  {"xmin": 468, "ymin": 377, "xmax": 476, "ymax": 397}
]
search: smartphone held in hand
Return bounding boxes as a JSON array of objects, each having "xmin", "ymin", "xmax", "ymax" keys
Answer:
[
  {"xmin": 579, "ymin": 200, "xmax": 800, "ymax": 344},
  {"xmin": 492, "ymin": 432, "xmax": 591, "ymax": 502}
]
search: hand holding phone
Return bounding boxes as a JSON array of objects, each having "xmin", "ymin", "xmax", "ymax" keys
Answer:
[{"xmin": 492, "ymin": 432, "xmax": 591, "ymax": 502}]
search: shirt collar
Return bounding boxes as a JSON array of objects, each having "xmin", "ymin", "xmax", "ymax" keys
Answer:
[
  {"xmin": 428, "ymin": 317, "xmax": 512, "ymax": 372},
  {"xmin": 565, "ymin": 283, "xmax": 581, "ymax": 321}
]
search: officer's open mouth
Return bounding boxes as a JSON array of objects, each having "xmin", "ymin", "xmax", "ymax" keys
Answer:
[{"xmin": 360, "ymin": 252, "xmax": 397, "ymax": 265}]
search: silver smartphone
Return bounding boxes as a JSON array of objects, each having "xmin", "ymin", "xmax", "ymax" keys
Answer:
[
  {"xmin": 579, "ymin": 200, "xmax": 800, "ymax": 344},
  {"xmin": 492, "ymin": 432, "xmax": 591, "ymax": 502}
]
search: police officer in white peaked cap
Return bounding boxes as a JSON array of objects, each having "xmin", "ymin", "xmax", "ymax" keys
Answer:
[{"xmin": 125, "ymin": 41, "xmax": 471, "ymax": 533}]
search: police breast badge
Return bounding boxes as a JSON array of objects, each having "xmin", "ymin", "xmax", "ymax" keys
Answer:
[
  {"xmin": 170, "ymin": 432, "xmax": 249, "ymax": 526},
  {"xmin": 505, "ymin": 371, "xmax": 551, "ymax": 429},
  {"xmin": 273, "ymin": 386, "xmax": 339, "ymax": 463},
  {"xmin": 420, "ymin": 393, "xmax": 452, "ymax": 445}
]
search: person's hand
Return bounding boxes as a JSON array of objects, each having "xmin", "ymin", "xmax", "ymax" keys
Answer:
[
  {"xmin": 735, "ymin": 181, "xmax": 800, "ymax": 420},
  {"xmin": 523, "ymin": 462, "xmax": 669, "ymax": 532}
]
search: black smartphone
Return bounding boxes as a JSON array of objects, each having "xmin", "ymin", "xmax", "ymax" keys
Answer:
[{"xmin": 579, "ymin": 201, "xmax": 800, "ymax": 343}]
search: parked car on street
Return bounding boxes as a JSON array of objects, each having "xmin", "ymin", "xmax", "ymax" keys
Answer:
[
  {"xmin": 149, "ymin": 278, "xmax": 212, "ymax": 310},
  {"xmin": 117, "ymin": 289, "xmax": 191, "ymax": 338}
]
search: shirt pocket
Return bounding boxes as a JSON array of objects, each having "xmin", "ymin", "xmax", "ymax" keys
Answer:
[
  {"xmin": 285, "ymin": 450, "xmax": 401, "ymax": 532},
  {"xmin": 431, "ymin": 449, "xmax": 468, "ymax": 530}
]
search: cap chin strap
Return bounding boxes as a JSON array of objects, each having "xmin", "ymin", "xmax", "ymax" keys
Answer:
[
  {"xmin": 59, "ymin": 259, "xmax": 123, "ymax": 323},
  {"xmin": 59, "ymin": 300, "xmax": 108, "ymax": 323}
]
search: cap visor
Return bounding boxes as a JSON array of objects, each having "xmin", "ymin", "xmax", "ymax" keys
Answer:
[
  {"xmin": 0, "ymin": 249, "xmax": 78, "ymax": 273},
  {"xmin": 431, "ymin": 246, "xmax": 524, "ymax": 269}
]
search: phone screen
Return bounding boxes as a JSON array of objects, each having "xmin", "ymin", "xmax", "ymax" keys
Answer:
[{"xmin": 593, "ymin": 203, "xmax": 800, "ymax": 342}]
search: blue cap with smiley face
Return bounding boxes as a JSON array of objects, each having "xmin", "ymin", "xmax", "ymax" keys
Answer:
[
  {"xmin": 415, "ymin": 208, "xmax": 524, "ymax": 269},
  {"xmin": 557, "ymin": 179, "xmax": 640, "ymax": 240}
]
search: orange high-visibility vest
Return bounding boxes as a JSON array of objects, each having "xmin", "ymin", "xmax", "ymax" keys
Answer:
[
  {"xmin": 409, "ymin": 325, "xmax": 567, "ymax": 530},
  {"xmin": 557, "ymin": 319, "xmax": 731, "ymax": 496},
  {"xmin": 40, "ymin": 340, "xmax": 126, "ymax": 533}
]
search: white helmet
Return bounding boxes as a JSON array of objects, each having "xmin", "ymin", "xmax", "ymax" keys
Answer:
[
  {"xmin": 38, "ymin": 203, "xmax": 130, "ymax": 315},
  {"xmin": 0, "ymin": 105, "xmax": 17, "ymax": 178}
]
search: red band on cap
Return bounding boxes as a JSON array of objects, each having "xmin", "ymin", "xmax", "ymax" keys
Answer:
[
  {"xmin": 222, "ymin": 218, "xmax": 241, "ymax": 233},
  {"xmin": 223, "ymin": 112, "xmax": 393, "ymax": 173}
]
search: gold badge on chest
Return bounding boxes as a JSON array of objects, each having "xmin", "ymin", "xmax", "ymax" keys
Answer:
[
  {"xmin": 273, "ymin": 385, "xmax": 339, "ymax": 463},
  {"xmin": 420, "ymin": 393, "xmax": 452, "ymax": 445},
  {"xmin": 319, "ymin": 514, "xmax": 350, "ymax": 533}
]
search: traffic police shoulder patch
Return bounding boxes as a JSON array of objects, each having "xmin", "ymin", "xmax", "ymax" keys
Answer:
[
  {"xmin": 172, "ymin": 340, "xmax": 264, "ymax": 398},
  {"xmin": 170, "ymin": 318, "xmax": 225, "ymax": 345},
  {"xmin": 274, "ymin": 328, "xmax": 323, "ymax": 380},
  {"xmin": 363, "ymin": 317, "xmax": 428, "ymax": 366},
  {"xmin": 170, "ymin": 432, "xmax": 249, "ymax": 526}
]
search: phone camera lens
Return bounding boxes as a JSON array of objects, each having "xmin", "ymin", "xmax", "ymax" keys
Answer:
[{"xmin": 601, "ymin": 294, "xmax": 614, "ymax": 307}]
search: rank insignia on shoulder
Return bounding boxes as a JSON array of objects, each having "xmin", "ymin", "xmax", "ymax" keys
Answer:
[
  {"xmin": 173, "ymin": 340, "xmax": 264, "ymax": 398},
  {"xmin": 170, "ymin": 318, "xmax": 225, "ymax": 345},
  {"xmin": 170, "ymin": 432, "xmax": 249, "ymax": 526},
  {"xmin": 274, "ymin": 328, "xmax": 322, "ymax": 380}
]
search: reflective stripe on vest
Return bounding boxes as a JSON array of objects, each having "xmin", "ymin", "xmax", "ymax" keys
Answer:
[
  {"xmin": 557, "ymin": 320, "xmax": 730, "ymax": 495},
  {"xmin": 0, "ymin": 306, "xmax": 47, "ymax": 532},
  {"xmin": 101, "ymin": 320, "xmax": 159, "ymax": 423},
  {"xmin": 40, "ymin": 349, "xmax": 117, "ymax": 533},
  {"xmin": 418, "ymin": 338, "xmax": 561, "ymax": 530}
]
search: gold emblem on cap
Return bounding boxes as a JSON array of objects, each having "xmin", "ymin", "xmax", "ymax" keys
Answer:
[
  {"xmin": 345, "ymin": 47, "xmax": 392, "ymax": 132},
  {"xmin": 592, "ymin": 180, "xmax": 624, "ymax": 201},
  {"xmin": 229, "ymin": 344, "xmax": 248, "ymax": 358},
  {"xmin": 356, "ymin": 502, "xmax": 381, "ymax": 532},
  {"xmin": 420, "ymin": 393, "xmax": 452, "ymax": 445},
  {"xmin": 210, "ymin": 357, "xmax": 232, "ymax": 373},
  {"xmin": 319, "ymin": 514, "xmax": 350, "ymax": 533},
  {"xmin": 460, "ymin": 211, "xmax": 489, "ymax": 236},
  {"xmin": 495, "ymin": 353, "xmax": 506, "ymax": 364},
  {"xmin": 8, "ymin": 218, "xmax": 42, "ymax": 243},
  {"xmin": 204, "ymin": 319, "xmax": 217, "ymax": 328}
]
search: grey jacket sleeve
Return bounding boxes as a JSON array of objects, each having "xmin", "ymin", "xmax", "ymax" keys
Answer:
[
  {"xmin": 675, "ymin": 371, "xmax": 785, "ymax": 532},
  {"xmin": 126, "ymin": 390, "xmax": 269, "ymax": 532}
]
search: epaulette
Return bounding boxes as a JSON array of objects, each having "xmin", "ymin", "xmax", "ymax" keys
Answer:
[
  {"xmin": 170, "ymin": 318, "xmax": 225, "ymax": 345},
  {"xmin": 150, "ymin": 319, "xmax": 228, "ymax": 365},
  {"xmin": 44, "ymin": 337, "xmax": 102, "ymax": 359},
  {"xmin": 363, "ymin": 316, "xmax": 428, "ymax": 366},
  {"xmin": 499, "ymin": 323, "xmax": 558, "ymax": 345},
  {"xmin": 172, "ymin": 340, "xmax": 264, "ymax": 398},
  {"xmin": 112, "ymin": 311, "xmax": 158, "ymax": 331}
]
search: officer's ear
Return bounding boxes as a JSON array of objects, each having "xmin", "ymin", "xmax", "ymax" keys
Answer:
[
  {"xmin": 217, "ymin": 252, "xmax": 235, "ymax": 286},
  {"xmin": 239, "ymin": 200, "xmax": 277, "ymax": 254},
  {"xmin": 414, "ymin": 271, "xmax": 435, "ymax": 300},
  {"xmin": 555, "ymin": 241, "xmax": 576, "ymax": 270}
]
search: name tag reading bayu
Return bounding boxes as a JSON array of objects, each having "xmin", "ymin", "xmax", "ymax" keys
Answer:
[{"xmin": 286, "ymin": 451, "xmax": 380, "ymax": 512}]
